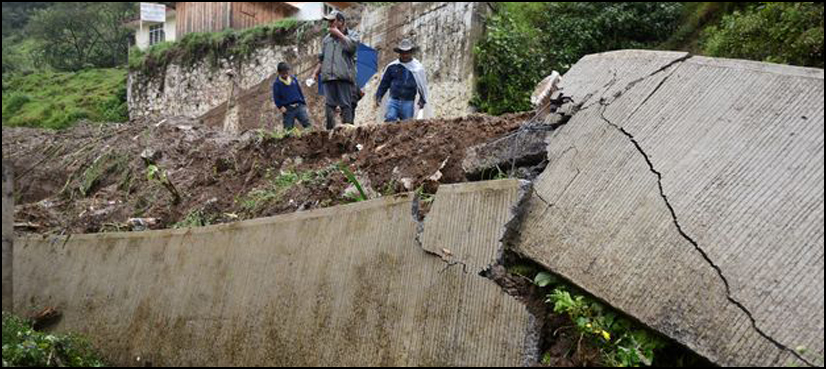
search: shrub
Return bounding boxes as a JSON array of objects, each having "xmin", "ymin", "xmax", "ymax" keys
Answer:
[{"xmin": 701, "ymin": 2, "xmax": 824, "ymax": 68}]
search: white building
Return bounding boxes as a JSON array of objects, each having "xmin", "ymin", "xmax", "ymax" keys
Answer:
[
  {"xmin": 125, "ymin": 4, "xmax": 177, "ymax": 51},
  {"xmin": 126, "ymin": 2, "xmax": 352, "ymax": 51}
]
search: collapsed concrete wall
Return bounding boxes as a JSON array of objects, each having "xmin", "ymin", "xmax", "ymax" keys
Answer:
[
  {"xmin": 13, "ymin": 181, "xmax": 531, "ymax": 366},
  {"xmin": 511, "ymin": 50, "xmax": 824, "ymax": 366},
  {"xmin": 20, "ymin": 50, "xmax": 824, "ymax": 367},
  {"xmin": 2, "ymin": 162, "xmax": 12, "ymax": 311},
  {"xmin": 128, "ymin": 2, "xmax": 488, "ymax": 131}
]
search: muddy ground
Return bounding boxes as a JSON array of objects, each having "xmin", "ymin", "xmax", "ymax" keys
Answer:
[{"xmin": 3, "ymin": 112, "xmax": 534, "ymax": 235}]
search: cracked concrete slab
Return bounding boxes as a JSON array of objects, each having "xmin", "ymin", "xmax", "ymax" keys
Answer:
[
  {"xmin": 421, "ymin": 179, "xmax": 530, "ymax": 272},
  {"xmin": 513, "ymin": 51, "xmax": 824, "ymax": 366},
  {"xmin": 14, "ymin": 191, "xmax": 530, "ymax": 366}
]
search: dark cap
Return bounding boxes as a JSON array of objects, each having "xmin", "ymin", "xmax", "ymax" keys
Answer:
[{"xmin": 277, "ymin": 62, "xmax": 291, "ymax": 72}]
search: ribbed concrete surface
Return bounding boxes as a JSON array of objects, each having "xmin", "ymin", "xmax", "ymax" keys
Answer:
[
  {"xmin": 422, "ymin": 179, "xmax": 528, "ymax": 271},
  {"xmin": 515, "ymin": 51, "xmax": 824, "ymax": 366},
  {"xmin": 14, "ymin": 189, "xmax": 530, "ymax": 366}
]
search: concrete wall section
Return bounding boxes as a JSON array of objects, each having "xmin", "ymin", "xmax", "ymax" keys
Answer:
[
  {"xmin": 14, "ymin": 188, "xmax": 530, "ymax": 366},
  {"xmin": 514, "ymin": 51, "xmax": 824, "ymax": 367}
]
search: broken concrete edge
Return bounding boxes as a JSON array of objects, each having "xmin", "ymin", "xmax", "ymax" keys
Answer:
[
  {"xmin": 492, "ymin": 195, "xmax": 718, "ymax": 366},
  {"xmin": 594, "ymin": 61, "xmax": 818, "ymax": 367},
  {"xmin": 470, "ymin": 134, "xmax": 717, "ymax": 365},
  {"xmin": 20, "ymin": 193, "xmax": 416, "ymax": 243},
  {"xmin": 414, "ymin": 179, "xmax": 542, "ymax": 366},
  {"xmin": 2, "ymin": 161, "xmax": 13, "ymax": 312}
]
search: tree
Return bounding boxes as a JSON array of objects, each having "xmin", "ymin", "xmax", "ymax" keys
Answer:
[
  {"xmin": 1, "ymin": 2, "xmax": 54, "ymax": 38},
  {"xmin": 27, "ymin": 2, "xmax": 135, "ymax": 71}
]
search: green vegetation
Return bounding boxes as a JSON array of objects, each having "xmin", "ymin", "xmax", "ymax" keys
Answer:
[
  {"xmin": 414, "ymin": 186, "xmax": 434, "ymax": 205},
  {"xmin": 239, "ymin": 168, "xmax": 309, "ymax": 212},
  {"xmin": 256, "ymin": 126, "xmax": 311, "ymax": 141},
  {"xmin": 473, "ymin": 2, "xmax": 683, "ymax": 115},
  {"xmin": 701, "ymin": 2, "xmax": 823, "ymax": 68},
  {"xmin": 129, "ymin": 19, "xmax": 317, "ymax": 75},
  {"xmin": 473, "ymin": 2, "xmax": 824, "ymax": 115},
  {"xmin": 26, "ymin": 2, "xmax": 134, "ymax": 71},
  {"xmin": 2, "ymin": 312, "xmax": 105, "ymax": 367},
  {"xmin": 661, "ymin": 2, "xmax": 747, "ymax": 52},
  {"xmin": 532, "ymin": 271, "xmax": 680, "ymax": 367},
  {"xmin": 340, "ymin": 163, "xmax": 369, "ymax": 202},
  {"xmin": 2, "ymin": 68, "xmax": 128, "ymax": 129},
  {"xmin": 173, "ymin": 209, "xmax": 211, "ymax": 229},
  {"xmin": 146, "ymin": 163, "xmax": 182, "ymax": 204}
]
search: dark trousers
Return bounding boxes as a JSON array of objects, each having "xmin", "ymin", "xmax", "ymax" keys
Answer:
[
  {"xmin": 323, "ymin": 80, "xmax": 354, "ymax": 129},
  {"xmin": 283, "ymin": 103, "xmax": 311, "ymax": 130}
]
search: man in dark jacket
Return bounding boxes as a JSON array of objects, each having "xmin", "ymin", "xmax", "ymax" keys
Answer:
[
  {"xmin": 272, "ymin": 62, "xmax": 312, "ymax": 130},
  {"xmin": 375, "ymin": 39, "xmax": 428, "ymax": 123},
  {"xmin": 312, "ymin": 10, "xmax": 359, "ymax": 130}
]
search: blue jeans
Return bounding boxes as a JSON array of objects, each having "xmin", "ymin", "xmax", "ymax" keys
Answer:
[
  {"xmin": 385, "ymin": 98, "xmax": 415, "ymax": 123},
  {"xmin": 283, "ymin": 103, "xmax": 311, "ymax": 130}
]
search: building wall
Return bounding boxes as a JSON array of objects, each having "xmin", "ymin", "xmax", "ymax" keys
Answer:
[
  {"xmin": 134, "ymin": 13, "xmax": 177, "ymax": 51},
  {"xmin": 230, "ymin": 2, "xmax": 290, "ymax": 30},
  {"xmin": 289, "ymin": 2, "xmax": 325, "ymax": 21},
  {"xmin": 176, "ymin": 2, "xmax": 231, "ymax": 36}
]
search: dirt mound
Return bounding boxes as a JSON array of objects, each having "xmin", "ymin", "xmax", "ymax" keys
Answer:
[{"xmin": 4, "ymin": 112, "xmax": 532, "ymax": 235}]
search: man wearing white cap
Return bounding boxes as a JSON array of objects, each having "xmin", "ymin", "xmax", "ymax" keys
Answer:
[{"xmin": 375, "ymin": 39, "xmax": 431, "ymax": 123}]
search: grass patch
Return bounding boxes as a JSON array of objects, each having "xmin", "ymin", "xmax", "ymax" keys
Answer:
[
  {"xmin": 238, "ymin": 168, "xmax": 303, "ymax": 212},
  {"xmin": 2, "ymin": 312, "xmax": 105, "ymax": 367},
  {"xmin": 238, "ymin": 163, "xmax": 342, "ymax": 213},
  {"xmin": 2, "ymin": 68, "xmax": 128, "ymax": 129}
]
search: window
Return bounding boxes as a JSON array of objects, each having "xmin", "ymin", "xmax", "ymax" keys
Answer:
[{"xmin": 149, "ymin": 24, "xmax": 165, "ymax": 46}]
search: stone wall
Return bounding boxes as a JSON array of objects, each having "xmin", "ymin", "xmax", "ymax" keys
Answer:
[
  {"xmin": 127, "ymin": 2, "xmax": 489, "ymax": 132},
  {"xmin": 127, "ymin": 36, "xmax": 324, "ymax": 130}
]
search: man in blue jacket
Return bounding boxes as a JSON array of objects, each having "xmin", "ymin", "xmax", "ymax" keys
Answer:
[
  {"xmin": 375, "ymin": 39, "xmax": 429, "ymax": 123},
  {"xmin": 272, "ymin": 62, "xmax": 312, "ymax": 130}
]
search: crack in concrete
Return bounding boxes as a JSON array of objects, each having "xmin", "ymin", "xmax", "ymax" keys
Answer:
[
  {"xmin": 491, "ymin": 179, "xmax": 541, "ymax": 366},
  {"xmin": 597, "ymin": 100, "xmax": 816, "ymax": 367},
  {"xmin": 581, "ymin": 54, "xmax": 693, "ymax": 112}
]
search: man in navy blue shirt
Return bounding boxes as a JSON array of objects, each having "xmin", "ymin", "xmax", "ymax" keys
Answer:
[
  {"xmin": 375, "ymin": 39, "xmax": 428, "ymax": 123},
  {"xmin": 272, "ymin": 62, "xmax": 312, "ymax": 130}
]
